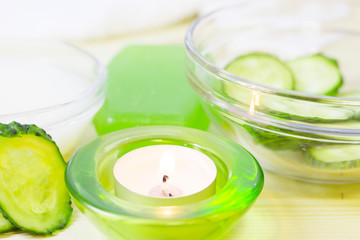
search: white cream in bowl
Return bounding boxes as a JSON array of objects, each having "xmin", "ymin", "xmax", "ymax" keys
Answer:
[{"xmin": 0, "ymin": 42, "xmax": 105, "ymax": 159}]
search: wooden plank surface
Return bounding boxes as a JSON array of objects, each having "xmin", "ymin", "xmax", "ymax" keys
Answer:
[
  {"xmin": 4, "ymin": 18, "xmax": 360, "ymax": 240},
  {"xmin": 229, "ymin": 171, "xmax": 360, "ymax": 240}
]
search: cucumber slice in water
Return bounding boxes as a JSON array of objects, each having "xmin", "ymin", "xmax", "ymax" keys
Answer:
[
  {"xmin": 242, "ymin": 124, "xmax": 310, "ymax": 150},
  {"xmin": 307, "ymin": 145, "xmax": 360, "ymax": 169},
  {"xmin": 337, "ymin": 92, "xmax": 360, "ymax": 120},
  {"xmin": 288, "ymin": 54, "xmax": 342, "ymax": 95},
  {"xmin": 0, "ymin": 214, "xmax": 14, "ymax": 232},
  {"xmin": 226, "ymin": 53, "xmax": 295, "ymax": 90},
  {"xmin": 263, "ymin": 98, "xmax": 354, "ymax": 122},
  {"xmin": 0, "ymin": 122, "xmax": 72, "ymax": 234}
]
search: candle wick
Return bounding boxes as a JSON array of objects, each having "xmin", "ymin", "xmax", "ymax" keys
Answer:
[
  {"xmin": 162, "ymin": 190, "xmax": 173, "ymax": 198},
  {"xmin": 161, "ymin": 175, "xmax": 173, "ymax": 197},
  {"xmin": 162, "ymin": 175, "xmax": 169, "ymax": 183}
]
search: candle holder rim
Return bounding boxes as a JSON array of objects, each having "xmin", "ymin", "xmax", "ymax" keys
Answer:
[{"xmin": 66, "ymin": 126, "xmax": 264, "ymax": 220}]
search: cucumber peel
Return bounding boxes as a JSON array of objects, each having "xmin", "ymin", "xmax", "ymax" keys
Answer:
[
  {"xmin": 0, "ymin": 122, "xmax": 72, "ymax": 234},
  {"xmin": 0, "ymin": 214, "xmax": 14, "ymax": 232},
  {"xmin": 288, "ymin": 54, "xmax": 342, "ymax": 95}
]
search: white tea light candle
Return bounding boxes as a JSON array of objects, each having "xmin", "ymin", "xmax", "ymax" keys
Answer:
[{"xmin": 113, "ymin": 145, "xmax": 217, "ymax": 205}]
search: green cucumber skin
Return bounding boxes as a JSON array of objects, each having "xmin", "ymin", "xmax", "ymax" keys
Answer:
[
  {"xmin": 0, "ymin": 121, "xmax": 52, "ymax": 141},
  {"xmin": 0, "ymin": 122, "xmax": 73, "ymax": 235},
  {"xmin": 0, "ymin": 205, "xmax": 72, "ymax": 235},
  {"xmin": 322, "ymin": 54, "xmax": 342, "ymax": 96},
  {"xmin": 288, "ymin": 53, "xmax": 343, "ymax": 96},
  {"xmin": 0, "ymin": 225, "xmax": 14, "ymax": 233},
  {"xmin": 0, "ymin": 213, "xmax": 14, "ymax": 232}
]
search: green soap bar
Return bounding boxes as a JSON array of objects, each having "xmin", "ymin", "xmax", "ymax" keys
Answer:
[{"xmin": 94, "ymin": 45, "xmax": 209, "ymax": 135}]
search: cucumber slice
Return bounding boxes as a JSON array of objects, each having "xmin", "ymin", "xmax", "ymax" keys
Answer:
[
  {"xmin": 0, "ymin": 122, "xmax": 72, "ymax": 234},
  {"xmin": 307, "ymin": 145, "xmax": 360, "ymax": 169},
  {"xmin": 287, "ymin": 54, "xmax": 342, "ymax": 95},
  {"xmin": 0, "ymin": 214, "xmax": 14, "ymax": 232},
  {"xmin": 225, "ymin": 53, "xmax": 295, "ymax": 90},
  {"xmin": 242, "ymin": 124, "xmax": 308, "ymax": 150},
  {"xmin": 263, "ymin": 98, "xmax": 354, "ymax": 122}
]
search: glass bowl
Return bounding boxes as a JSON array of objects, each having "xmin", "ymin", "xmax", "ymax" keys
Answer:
[
  {"xmin": 0, "ymin": 40, "xmax": 106, "ymax": 159},
  {"xmin": 65, "ymin": 126, "xmax": 263, "ymax": 240},
  {"xmin": 185, "ymin": 0, "xmax": 360, "ymax": 183}
]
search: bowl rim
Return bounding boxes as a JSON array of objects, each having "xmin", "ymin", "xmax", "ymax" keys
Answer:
[
  {"xmin": 184, "ymin": 2, "xmax": 360, "ymax": 104},
  {"xmin": 0, "ymin": 40, "xmax": 106, "ymax": 118}
]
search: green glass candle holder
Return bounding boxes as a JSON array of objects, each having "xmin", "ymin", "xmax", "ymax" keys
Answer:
[{"xmin": 66, "ymin": 126, "xmax": 263, "ymax": 240}]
